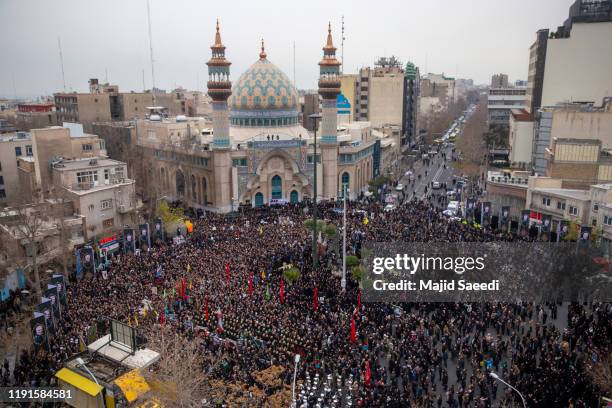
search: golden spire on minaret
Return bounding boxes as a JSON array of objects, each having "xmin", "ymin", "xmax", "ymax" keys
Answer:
[
  {"xmin": 324, "ymin": 21, "xmax": 336, "ymax": 51},
  {"xmin": 259, "ymin": 38, "xmax": 267, "ymax": 59},
  {"xmin": 214, "ymin": 19, "xmax": 223, "ymax": 48}
]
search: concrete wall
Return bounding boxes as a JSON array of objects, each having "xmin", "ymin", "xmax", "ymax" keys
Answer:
[
  {"xmin": 120, "ymin": 93, "xmax": 154, "ymax": 120},
  {"xmin": 551, "ymin": 109, "xmax": 612, "ymax": 149},
  {"xmin": 369, "ymin": 74, "xmax": 404, "ymax": 127},
  {"xmin": 509, "ymin": 118, "xmax": 534, "ymax": 165},
  {"xmin": 0, "ymin": 138, "xmax": 33, "ymax": 205},
  {"xmin": 16, "ymin": 111, "xmax": 57, "ymax": 131},
  {"xmin": 75, "ymin": 94, "xmax": 112, "ymax": 131},
  {"xmin": 541, "ymin": 22, "xmax": 612, "ymax": 107}
]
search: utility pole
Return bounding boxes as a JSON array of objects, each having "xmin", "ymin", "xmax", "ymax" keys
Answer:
[
  {"xmin": 310, "ymin": 114, "xmax": 322, "ymax": 269},
  {"xmin": 57, "ymin": 37, "xmax": 66, "ymax": 92},
  {"xmin": 146, "ymin": 0, "xmax": 156, "ymax": 105}
]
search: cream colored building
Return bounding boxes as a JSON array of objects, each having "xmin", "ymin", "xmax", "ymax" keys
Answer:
[
  {"xmin": 51, "ymin": 157, "xmax": 138, "ymax": 239},
  {"xmin": 355, "ymin": 58, "xmax": 405, "ymax": 127},
  {"xmin": 541, "ymin": 21, "xmax": 612, "ymax": 107},
  {"xmin": 508, "ymin": 109, "xmax": 534, "ymax": 167},
  {"xmin": 0, "ymin": 132, "xmax": 34, "ymax": 205}
]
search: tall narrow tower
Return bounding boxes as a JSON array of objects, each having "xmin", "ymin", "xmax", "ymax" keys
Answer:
[
  {"xmin": 318, "ymin": 23, "xmax": 341, "ymax": 199},
  {"xmin": 207, "ymin": 20, "xmax": 233, "ymax": 212}
]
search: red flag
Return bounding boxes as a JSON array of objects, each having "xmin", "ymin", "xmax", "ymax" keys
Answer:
[
  {"xmin": 159, "ymin": 310, "xmax": 165, "ymax": 326},
  {"xmin": 181, "ymin": 277, "xmax": 187, "ymax": 301},
  {"xmin": 248, "ymin": 274, "xmax": 253, "ymax": 296},
  {"xmin": 204, "ymin": 298, "xmax": 209, "ymax": 321},
  {"xmin": 313, "ymin": 287, "xmax": 318, "ymax": 311},
  {"xmin": 279, "ymin": 278, "xmax": 285, "ymax": 304},
  {"xmin": 365, "ymin": 360, "xmax": 371, "ymax": 387},
  {"xmin": 225, "ymin": 262, "xmax": 231, "ymax": 282},
  {"xmin": 350, "ymin": 314, "xmax": 356, "ymax": 343}
]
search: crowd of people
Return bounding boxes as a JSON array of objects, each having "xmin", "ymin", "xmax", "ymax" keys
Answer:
[{"xmin": 2, "ymin": 153, "xmax": 610, "ymax": 407}]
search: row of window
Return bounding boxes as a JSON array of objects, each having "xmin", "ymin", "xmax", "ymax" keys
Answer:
[
  {"xmin": 232, "ymin": 158, "xmax": 247, "ymax": 166},
  {"xmin": 230, "ymin": 117, "xmax": 298, "ymax": 127},
  {"xmin": 15, "ymin": 145, "xmax": 33, "ymax": 157},
  {"xmin": 604, "ymin": 216, "xmax": 612, "ymax": 226},
  {"xmin": 153, "ymin": 150, "xmax": 209, "ymax": 167},
  {"xmin": 541, "ymin": 197, "xmax": 578, "ymax": 215},
  {"xmin": 76, "ymin": 167, "xmax": 125, "ymax": 184}
]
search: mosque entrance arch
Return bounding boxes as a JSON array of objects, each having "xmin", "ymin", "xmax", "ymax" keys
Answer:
[{"xmin": 176, "ymin": 170, "xmax": 185, "ymax": 197}]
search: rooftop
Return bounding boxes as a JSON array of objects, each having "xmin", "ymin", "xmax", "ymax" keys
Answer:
[
  {"xmin": 531, "ymin": 187, "xmax": 591, "ymax": 201},
  {"xmin": 53, "ymin": 157, "xmax": 124, "ymax": 171},
  {"xmin": 510, "ymin": 108, "xmax": 533, "ymax": 122}
]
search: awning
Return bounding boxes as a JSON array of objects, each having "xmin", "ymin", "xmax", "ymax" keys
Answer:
[
  {"xmin": 55, "ymin": 368, "xmax": 103, "ymax": 396},
  {"xmin": 114, "ymin": 370, "xmax": 151, "ymax": 403}
]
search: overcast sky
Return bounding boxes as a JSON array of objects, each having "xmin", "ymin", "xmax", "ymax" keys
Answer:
[{"xmin": 0, "ymin": 0, "xmax": 572, "ymax": 99}]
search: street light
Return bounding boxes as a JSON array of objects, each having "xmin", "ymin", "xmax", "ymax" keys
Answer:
[
  {"xmin": 309, "ymin": 113, "xmax": 322, "ymax": 269},
  {"xmin": 489, "ymin": 372, "xmax": 527, "ymax": 408},
  {"xmin": 291, "ymin": 353, "xmax": 301, "ymax": 407},
  {"xmin": 76, "ymin": 357, "xmax": 105, "ymax": 407},
  {"xmin": 341, "ymin": 183, "xmax": 348, "ymax": 290}
]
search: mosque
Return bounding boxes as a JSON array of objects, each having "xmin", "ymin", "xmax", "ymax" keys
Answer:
[{"xmin": 137, "ymin": 21, "xmax": 399, "ymax": 212}]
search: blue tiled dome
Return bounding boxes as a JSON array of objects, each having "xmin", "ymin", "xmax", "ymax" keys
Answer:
[{"xmin": 230, "ymin": 57, "xmax": 299, "ymax": 127}]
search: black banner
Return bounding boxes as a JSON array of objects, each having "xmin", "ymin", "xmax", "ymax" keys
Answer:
[
  {"xmin": 139, "ymin": 223, "xmax": 150, "ymax": 251},
  {"xmin": 541, "ymin": 215, "xmax": 552, "ymax": 242},
  {"xmin": 580, "ymin": 226, "xmax": 592, "ymax": 242},
  {"xmin": 152, "ymin": 218, "xmax": 164, "ymax": 245},
  {"xmin": 481, "ymin": 202, "xmax": 492, "ymax": 227},
  {"xmin": 44, "ymin": 285, "xmax": 61, "ymax": 320},
  {"xmin": 500, "ymin": 206, "xmax": 510, "ymax": 232},
  {"xmin": 81, "ymin": 246, "xmax": 96, "ymax": 277},
  {"xmin": 30, "ymin": 312, "xmax": 47, "ymax": 349},
  {"xmin": 520, "ymin": 210, "xmax": 530, "ymax": 236},
  {"xmin": 558, "ymin": 220, "xmax": 569, "ymax": 242},
  {"xmin": 37, "ymin": 298, "xmax": 54, "ymax": 333},
  {"xmin": 50, "ymin": 275, "xmax": 66, "ymax": 305},
  {"xmin": 466, "ymin": 199, "xmax": 476, "ymax": 224},
  {"xmin": 123, "ymin": 227, "xmax": 136, "ymax": 254}
]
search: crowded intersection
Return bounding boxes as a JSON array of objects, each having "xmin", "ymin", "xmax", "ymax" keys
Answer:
[{"xmin": 2, "ymin": 187, "xmax": 610, "ymax": 407}]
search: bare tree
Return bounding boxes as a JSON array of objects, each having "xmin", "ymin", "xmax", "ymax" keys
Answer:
[
  {"xmin": 144, "ymin": 327, "xmax": 213, "ymax": 407},
  {"xmin": 13, "ymin": 202, "xmax": 49, "ymax": 298}
]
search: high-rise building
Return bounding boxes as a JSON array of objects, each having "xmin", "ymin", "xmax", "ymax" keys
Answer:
[
  {"xmin": 541, "ymin": 1, "xmax": 612, "ymax": 108},
  {"xmin": 355, "ymin": 57, "xmax": 404, "ymax": 127},
  {"xmin": 491, "ymin": 74, "xmax": 509, "ymax": 88},
  {"xmin": 401, "ymin": 62, "xmax": 420, "ymax": 147},
  {"xmin": 526, "ymin": 29, "xmax": 549, "ymax": 114},
  {"xmin": 487, "ymin": 86, "xmax": 528, "ymax": 127}
]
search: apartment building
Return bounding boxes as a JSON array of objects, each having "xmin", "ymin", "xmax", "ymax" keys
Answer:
[
  {"xmin": 0, "ymin": 132, "xmax": 34, "ymax": 205},
  {"xmin": 487, "ymin": 87, "xmax": 528, "ymax": 127},
  {"xmin": 15, "ymin": 103, "xmax": 57, "ymax": 131}
]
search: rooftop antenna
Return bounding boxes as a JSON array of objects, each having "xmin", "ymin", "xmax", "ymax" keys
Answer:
[
  {"xmin": 341, "ymin": 15, "xmax": 345, "ymax": 74},
  {"xmin": 12, "ymin": 72, "xmax": 17, "ymax": 100},
  {"xmin": 57, "ymin": 37, "xmax": 66, "ymax": 92},
  {"xmin": 146, "ymin": 0, "xmax": 156, "ymax": 104}
]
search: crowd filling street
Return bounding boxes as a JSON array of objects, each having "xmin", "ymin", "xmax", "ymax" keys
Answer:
[{"xmin": 1, "ymin": 147, "xmax": 611, "ymax": 408}]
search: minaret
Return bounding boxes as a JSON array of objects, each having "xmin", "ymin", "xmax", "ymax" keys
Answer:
[
  {"xmin": 207, "ymin": 20, "xmax": 233, "ymax": 212},
  {"xmin": 318, "ymin": 22, "xmax": 341, "ymax": 200}
]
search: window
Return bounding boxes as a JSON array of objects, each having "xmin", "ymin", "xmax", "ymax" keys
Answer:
[
  {"xmin": 77, "ymin": 171, "xmax": 96, "ymax": 183},
  {"xmin": 0, "ymin": 161, "xmax": 2, "ymax": 171},
  {"xmin": 15, "ymin": 146, "xmax": 22, "ymax": 157},
  {"xmin": 100, "ymin": 199, "xmax": 113, "ymax": 210},
  {"xmin": 232, "ymin": 158, "xmax": 247, "ymax": 166},
  {"xmin": 82, "ymin": 143, "xmax": 93, "ymax": 151},
  {"xmin": 88, "ymin": 204, "xmax": 95, "ymax": 212},
  {"xmin": 592, "ymin": 219, "xmax": 597, "ymax": 227},
  {"xmin": 557, "ymin": 201, "xmax": 565, "ymax": 210},
  {"xmin": 604, "ymin": 216, "xmax": 612, "ymax": 226},
  {"xmin": 0, "ymin": 189, "xmax": 5, "ymax": 198},
  {"xmin": 0, "ymin": 176, "xmax": 3, "ymax": 185},
  {"xmin": 115, "ymin": 167, "xmax": 124, "ymax": 179},
  {"xmin": 593, "ymin": 203, "xmax": 599, "ymax": 212},
  {"xmin": 569, "ymin": 206, "xmax": 578, "ymax": 216},
  {"xmin": 542, "ymin": 197, "xmax": 550, "ymax": 206},
  {"xmin": 307, "ymin": 155, "xmax": 321, "ymax": 164},
  {"xmin": 104, "ymin": 168, "xmax": 110, "ymax": 181},
  {"xmin": 26, "ymin": 145, "xmax": 33, "ymax": 156}
]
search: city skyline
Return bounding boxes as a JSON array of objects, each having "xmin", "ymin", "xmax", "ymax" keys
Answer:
[{"xmin": 1, "ymin": 0, "xmax": 572, "ymax": 98}]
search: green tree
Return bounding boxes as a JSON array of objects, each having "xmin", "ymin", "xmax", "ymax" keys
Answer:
[
  {"xmin": 157, "ymin": 200, "xmax": 184, "ymax": 232},
  {"xmin": 323, "ymin": 224, "xmax": 337, "ymax": 238},
  {"xmin": 282, "ymin": 266, "xmax": 301, "ymax": 284},
  {"xmin": 346, "ymin": 255, "xmax": 360, "ymax": 268},
  {"xmin": 351, "ymin": 265, "xmax": 366, "ymax": 282}
]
